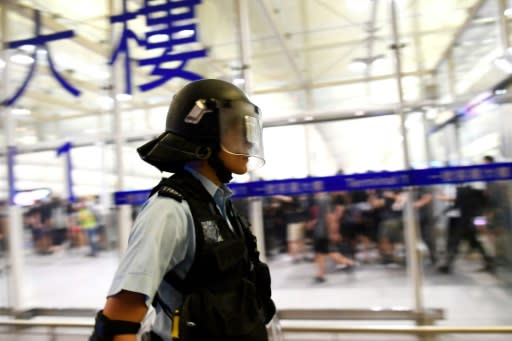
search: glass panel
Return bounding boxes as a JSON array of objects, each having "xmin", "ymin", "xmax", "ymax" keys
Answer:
[
  {"xmin": 0, "ymin": 145, "xmax": 121, "ymax": 310},
  {"xmin": 235, "ymin": 186, "xmax": 417, "ymax": 309},
  {"xmin": 423, "ymin": 179, "xmax": 512, "ymax": 326}
]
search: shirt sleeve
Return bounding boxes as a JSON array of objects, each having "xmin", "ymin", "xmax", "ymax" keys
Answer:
[{"xmin": 107, "ymin": 194, "xmax": 192, "ymax": 304}]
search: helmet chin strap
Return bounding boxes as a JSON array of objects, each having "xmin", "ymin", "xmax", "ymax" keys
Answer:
[{"xmin": 208, "ymin": 148, "xmax": 233, "ymax": 183}]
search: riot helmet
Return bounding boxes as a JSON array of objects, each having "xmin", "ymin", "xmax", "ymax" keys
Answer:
[{"xmin": 137, "ymin": 79, "xmax": 265, "ymax": 176}]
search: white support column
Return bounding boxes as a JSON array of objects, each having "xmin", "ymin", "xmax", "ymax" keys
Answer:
[
  {"xmin": 109, "ymin": 0, "xmax": 131, "ymax": 256},
  {"xmin": 497, "ymin": 0, "xmax": 510, "ymax": 54},
  {"xmin": 236, "ymin": 0, "xmax": 266, "ymax": 262},
  {"xmin": 2, "ymin": 3, "xmax": 25, "ymax": 313},
  {"xmin": 389, "ymin": 0, "xmax": 425, "ymax": 320},
  {"xmin": 7, "ymin": 206, "xmax": 24, "ymax": 312}
]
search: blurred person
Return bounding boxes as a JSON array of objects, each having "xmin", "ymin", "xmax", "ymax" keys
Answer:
[
  {"xmin": 338, "ymin": 191, "xmax": 362, "ymax": 259},
  {"xmin": 91, "ymin": 195, "xmax": 109, "ymax": 251},
  {"xmin": 77, "ymin": 197, "xmax": 99, "ymax": 257},
  {"xmin": 68, "ymin": 200, "xmax": 85, "ymax": 248},
  {"xmin": 365, "ymin": 189, "xmax": 385, "ymax": 262},
  {"xmin": 438, "ymin": 184, "xmax": 494, "ymax": 274},
  {"xmin": 262, "ymin": 196, "xmax": 285, "ymax": 259},
  {"xmin": 437, "ymin": 183, "xmax": 461, "ymax": 268},
  {"xmin": 482, "ymin": 155, "xmax": 511, "ymax": 263},
  {"xmin": 413, "ymin": 186, "xmax": 437, "ymax": 265},
  {"xmin": 90, "ymin": 79, "xmax": 275, "ymax": 341},
  {"xmin": 308, "ymin": 192, "xmax": 355, "ymax": 284},
  {"xmin": 340, "ymin": 190, "xmax": 375, "ymax": 263},
  {"xmin": 282, "ymin": 194, "xmax": 309, "ymax": 263},
  {"xmin": 25, "ymin": 199, "xmax": 53, "ymax": 255},
  {"xmin": 50, "ymin": 196, "xmax": 70, "ymax": 250},
  {"xmin": 378, "ymin": 189, "xmax": 406, "ymax": 265}
]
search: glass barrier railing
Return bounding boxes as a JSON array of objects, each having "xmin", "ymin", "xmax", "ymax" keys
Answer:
[{"xmin": 0, "ymin": 164, "xmax": 511, "ymax": 332}]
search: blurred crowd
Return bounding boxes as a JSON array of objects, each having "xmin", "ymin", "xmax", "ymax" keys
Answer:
[
  {"xmin": 256, "ymin": 157, "xmax": 511, "ymax": 283},
  {"xmin": 21, "ymin": 195, "xmax": 108, "ymax": 257},
  {"xmin": 0, "ymin": 157, "xmax": 510, "ymax": 283}
]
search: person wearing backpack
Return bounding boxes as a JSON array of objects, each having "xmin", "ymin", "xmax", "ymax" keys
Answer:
[{"xmin": 90, "ymin": 79, "xmax": 274, "ymax": 341}]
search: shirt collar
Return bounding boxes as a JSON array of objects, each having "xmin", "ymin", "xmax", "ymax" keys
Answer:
[{"xmin": 184, "ymin": 166, "xmax": 233, "ymax": 204}]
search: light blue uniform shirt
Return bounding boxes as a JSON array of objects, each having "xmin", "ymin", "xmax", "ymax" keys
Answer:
[{"xmin": 107, "ymin": 169, "xmax": 233, "ymax": 340}]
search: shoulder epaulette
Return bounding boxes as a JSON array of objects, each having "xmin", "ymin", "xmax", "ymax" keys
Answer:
[{"xmin": 157, "ymin": 186, "xmax": 183, "ymax": 202}]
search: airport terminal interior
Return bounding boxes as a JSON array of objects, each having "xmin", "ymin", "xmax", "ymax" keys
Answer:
[{"xmin": 1, "ymin": 0, "xmax": 512, "ymax": 340}]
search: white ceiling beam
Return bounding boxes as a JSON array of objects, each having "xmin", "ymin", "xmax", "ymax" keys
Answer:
[
  {"xmin": 5, "ymin": 0, "xmax": 181, "ymax": 94},
  {"xmin": 253, "ymin": 70, "xmax": 430, "ymax": 95},
  {"xmin": 5, "ymin": 0, "xmax": 108, "ymax": 56},
  {"xmin": 433, "ymin": 0, "xmax": 489, "ymax": 71},
  {"xmin": 214, "ymin": 25, "xmax": 463, "ymax": 65},
  {"xmin": 255, "ymin": 0, "xmax": 306, "ymax": 85}
]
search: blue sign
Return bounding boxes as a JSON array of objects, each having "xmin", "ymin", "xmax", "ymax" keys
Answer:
[
  {"xmin": 110, "ymin": 0, "xmax": 207, "ymax": 94},
  {"xmin": 114, "ymin": 189, "xmax": 154, "ymax": 206},
  {"xmin": 114, "ymin": 163, "xmax": 512, "ymax": 205},
  {"xmin": 56, "ymin": 142, "xmax": 76, "ymax": 203},
  {"xmin": 3, "ymin": 10, "xmax": 79, "ymax": 106}
]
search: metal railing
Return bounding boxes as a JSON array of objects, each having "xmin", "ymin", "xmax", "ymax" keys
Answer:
[
  {"xmin": 0, "ymin": 310, "xmax": 511, "ymax": 341},
  {"xmin": 277, "ymin": 308, "xmax": 445, "ymax": 324}
]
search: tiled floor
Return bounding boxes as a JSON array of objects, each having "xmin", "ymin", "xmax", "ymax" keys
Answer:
[{"xmin": 0, "ymin": 247, "xmax": 511, "ymax": 340}]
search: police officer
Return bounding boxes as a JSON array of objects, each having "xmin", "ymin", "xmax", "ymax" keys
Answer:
[{"xmin": 91, "ymin": 79, "xmax": 275, "ymax": 341}]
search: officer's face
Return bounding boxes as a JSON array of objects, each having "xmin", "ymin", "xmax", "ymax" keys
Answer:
[
  {"xmin": 219, "ymin": 148, "xmax": 249, "ymax": 175},
  {"xmin": 221, "ymin": 126, "xmax": 252, "ymax": 156}
]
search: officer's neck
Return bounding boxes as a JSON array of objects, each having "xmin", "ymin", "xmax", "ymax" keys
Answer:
[{"xmin": 185, "ymin": 160, "xmax": 222, "ymax": 186}]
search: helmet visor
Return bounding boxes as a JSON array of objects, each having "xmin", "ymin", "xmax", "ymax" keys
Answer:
[{"xmin": 218, "ymin": 100, "xmax": 265, "ymax": 170}]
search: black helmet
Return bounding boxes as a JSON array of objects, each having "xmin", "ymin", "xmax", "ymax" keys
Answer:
[{"xmin": 137, "ymin": 79, "xmax": 265, "ymax": 173}]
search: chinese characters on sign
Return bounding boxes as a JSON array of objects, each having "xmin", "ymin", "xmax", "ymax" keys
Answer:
[
  {"xmin": 109, "ymin": 0, "xmax": 207, "ymax": 94},
  {"xmin": 2, "ymin": 1, "xmax": 207, "ymax": 105},
  {"xmin": 114, "ymin": 162, "xmax": 512, "ymax": 205},
  {"xmin": 4, "ymin": 10, "xmax": 79, "ymax": 106}
]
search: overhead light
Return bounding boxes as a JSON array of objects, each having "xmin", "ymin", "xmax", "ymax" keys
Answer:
[
  {"xmin": 96, "ymin": 70, "xmax": 110, "ymax": 80},
  {"xmin": 405, "ymin": 116, "xmax": 421, "ymax": 129},
  {"xmin": 233, "ymin": 77, "xmax": 245, "ymax": 86},
  {"xmin": 36, "ymin": 47, "xmax": 48, "ymax": 60},
  {"xmin": 12, "ymin": 108, "xmax": 31, "ymax": 116},
  {"xmin": 304, "ymin": 116, "xmax": 314, "ymax": 121},
  {"xmin": 116, "ymin": 93, "xmax": 132, "ymax": 101},
  {"xmin": 19, "ymin": 44, "xmax": 36, "ymax": 53},
  {"xmin": 504, "ymin": 8, "xmax": 512, "ymax": 17},
  {"xmin": 354, "ymin": 110, "xmax": 365, "ymax": 116},
  {"xmin": 97, "ymin": 95, "xmax": 114, "ymax": 108},
  {"xmin": 81, "ymin": 66, "xmax": 110, "ymax": 80},
  {"xmin": 348, "ymin": 59, "xmax": 367, "ymax": 72},
  {"xmin": 494, "ymin": 89, "xmax": 507, "ymax": 95},
  {"xmin": 10, "ymin": 53, "xmax": 34, "ymax": 65},
  {"xmin": 493, "ymin": 54, "xmax": 512, "ymax": 74},
  {"xmin": 427, "ymin": 108, "xmax": 439, "ymax": 120},
  {"xmin": 348, "ymin": 55, "xmax": 385, "ymax": 72},
  {"xmin": 0, "ymin": 59, "xmax": 5, "ymax": 68},
  {"xmin": 13, "ymin": 188, "xmax": 51, "ymax": 206}
]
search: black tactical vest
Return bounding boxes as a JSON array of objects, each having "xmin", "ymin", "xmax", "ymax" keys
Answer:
[{"xmin": 150, "ymin": 171, "xmax": 273, "ymax": 341}]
